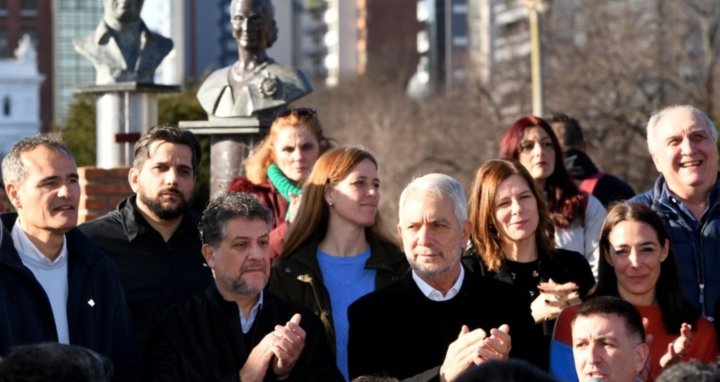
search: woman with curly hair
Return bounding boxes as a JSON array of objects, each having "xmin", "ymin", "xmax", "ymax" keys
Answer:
[{"xmin": 228, "ymin": 107, "xmax": 331, "ymax": 258}]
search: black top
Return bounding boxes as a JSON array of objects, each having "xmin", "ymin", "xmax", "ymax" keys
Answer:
[
  {"xmin": 0, "ymin": 213, "xmax": 139, "ymax": 381},
  {"xmin": 493, "ymin": 249, "xmax": 595, "ymax": 301},
  {"xmin": 78, "ymin": 195, "xmax": 213, "ymax": 350},
  {"xmin": 482, "ymin": 248, "xmax": 595, "ymax": 369},
  {"xmin": 563, "ymin": 147, "xmax": 636, "ymax": 207},
  {"xmin": 144, "ymin": 285, "xmax": 343, "ymax": 382},
  {"xmin": 347, "ymin": 266, "xmax": 541, "ymax": 380}
]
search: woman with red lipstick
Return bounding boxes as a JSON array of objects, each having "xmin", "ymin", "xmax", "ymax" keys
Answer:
[
  {"xmin": 468, "ymin": 159, "xmax": 595, "ymax": 368},
  {"xmin": 228, "ymin": 107, "xmax": 332, "ymax": 259},
  {"xmin": 550, "ymin": 203, "xmax": 717, "ymax": 381},
  {"xmin": 267, "ymin": 147, "xmax": 408, "ymax": 381},
  {"xmin": 499, "ymin": 115, "xmax": 606, "ymax": 279}
]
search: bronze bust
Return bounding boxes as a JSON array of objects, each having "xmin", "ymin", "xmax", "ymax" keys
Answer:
[
  {"xmin": 74, "ymin": 0, "xmax": 173, "ymax": 85},
  {"xmin": 197, "ymin": 0, "xmax": 313, "ymax": 118}
]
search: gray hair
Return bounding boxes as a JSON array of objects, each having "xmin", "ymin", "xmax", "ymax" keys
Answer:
[
  {"xmin": 646, "ymin": 104, "xmax": 718, "ymax": 154},
  {"xmin": 199, "ymin": 192, "xmax": 273, "ymax": 247},
  {"xmin": 2, "ymin": 133, "xmax": 75, "ymax": 186},
  {"xmin": 398, "ymin": 173, "xmax": 467, "ymax": 225}
]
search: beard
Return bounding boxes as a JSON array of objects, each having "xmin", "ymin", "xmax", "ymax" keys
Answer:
[
  {"xmin": 216, "ymin": 272, "xmax": 266, "ymax": 296},
  {"xmin": 138, "ymin": 187, "xmax": 189, "ymax": 221}
]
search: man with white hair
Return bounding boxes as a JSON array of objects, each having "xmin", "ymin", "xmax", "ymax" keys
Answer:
[
  {"xmin": 631, "ymin": 104, "xmax": 720, "ymax": 320},
  {"xmin": 347, "ymin": 173, "xmax": 539, "ymax": 381}
]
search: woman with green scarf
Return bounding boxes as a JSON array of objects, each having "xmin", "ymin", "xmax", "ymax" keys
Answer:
[{"xmin": 229, "ymin": 107, "xmax": 331, "ymax": 259}]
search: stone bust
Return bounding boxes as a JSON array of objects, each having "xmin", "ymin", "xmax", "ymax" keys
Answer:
[
  {"xmin": 197, "ymin": 0, "xmax": 313, "ymax": 119},
  {"xmin": 73, "ymin": 0, "xmax": 173, "ymax": 85}
]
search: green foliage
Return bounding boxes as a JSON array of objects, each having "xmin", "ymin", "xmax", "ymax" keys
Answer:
[
  {"xmin": 58, "ymin": 95, "xmax": 96, "ymax": 167},
  {"xmin": 158, "ymin": 86, "xmax": 206, "ymax": 124}
]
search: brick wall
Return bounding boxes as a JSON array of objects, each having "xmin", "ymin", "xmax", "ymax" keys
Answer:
[{"xmin": 78, "ymin": 167, "xmax": 132, "ymax": 223}]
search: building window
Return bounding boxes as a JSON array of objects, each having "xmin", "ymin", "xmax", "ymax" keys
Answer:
[
  {"xmin": 21, "ymin": 0, "xmax": 38, "ymax": 17},
  {"xmin": 0, "ymin": 0, "xmax": 7, "ymax": 17},
  {"xmin": 3, "ymin": 97, "xmax": 10, "ymax": 117},
  {"xmin": 0, "ymin": 29, "xmax": 8, "ymax": 57}
]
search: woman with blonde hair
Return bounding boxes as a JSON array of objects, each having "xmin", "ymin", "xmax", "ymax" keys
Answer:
[
  {"xmin": 468, "ymin": 159, "xmax": 595, "ymax": 368},
  {"xmin": 229, "ymin": 107, "xmax": 331, "ymax": 258},
  {"xmin": 268, "ymin": 146, "xmax": 408, "ymax": 381}
]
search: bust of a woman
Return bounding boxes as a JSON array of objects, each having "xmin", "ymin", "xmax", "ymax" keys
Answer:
[{"xmin": 197, "ymin": 0, "xmax": 313, "ymax": 119}]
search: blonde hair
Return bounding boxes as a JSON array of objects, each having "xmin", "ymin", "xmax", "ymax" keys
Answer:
[{"xmin": 244, "ymin": 110, "xmax": 330, "ymax": 185}]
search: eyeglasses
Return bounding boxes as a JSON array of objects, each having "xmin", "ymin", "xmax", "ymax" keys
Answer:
[
  {"xmin": 274, "ymin": 107, "xmax": 317, "ymax": 119},
  {"xmin": 518, "ymin": 139, "xmax": 555, "ymax": 153}
]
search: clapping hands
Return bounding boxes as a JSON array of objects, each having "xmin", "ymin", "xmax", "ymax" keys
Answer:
[
  {"xmin": 531, "ymin": 279, "xmax": 580, "ymax": 323},
  {"xmin": 439, "ymin": 324, "xmax": 512, "ymax": 382},
  {"xmin": 239, "ymin": 313, "xmax": 306, "ymax": 382}
]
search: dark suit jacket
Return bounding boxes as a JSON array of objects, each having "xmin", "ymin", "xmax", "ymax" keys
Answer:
[
  {"xmin": 347, "ymin": 266, "xmax": 540, "ymax": 380},
  {"xmin": 0, "ymin": 213, "xmax": 139, "ymax": 381},
  {"xmin": 144, "ymin": 285, "xmax": 343, "ymax": 382}
]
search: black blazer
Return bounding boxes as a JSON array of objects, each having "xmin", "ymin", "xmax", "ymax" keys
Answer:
[{"xmin": 347, "ymin": 266, "xmax": 540, "ymax": 380}]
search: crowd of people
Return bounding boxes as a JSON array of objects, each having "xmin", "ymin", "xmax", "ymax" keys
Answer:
[{"xmin": 0, "ymin": 103, "xmax": 718, "ymax": 382}]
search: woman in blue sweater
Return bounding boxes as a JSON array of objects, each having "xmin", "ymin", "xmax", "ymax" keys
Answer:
[{"xmin": 267, "ymin": 147, "xmax": 408, "ymax": 381}]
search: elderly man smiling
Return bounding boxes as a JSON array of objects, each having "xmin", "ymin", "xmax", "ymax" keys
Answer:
[{"xmin": 631, "ymin": 105, "xmax": 720, "ymax": 321}]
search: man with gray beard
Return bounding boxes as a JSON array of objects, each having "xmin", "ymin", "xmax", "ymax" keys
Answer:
[
  {"xmin": 143, "ymin": 192, "xmax": 341, "ymax": 381},
  {"xmin": 79, "ymin": 124, "xmax": 212, "ymax": 351}
]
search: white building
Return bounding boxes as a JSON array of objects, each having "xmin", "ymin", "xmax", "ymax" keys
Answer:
[{"xmin": 0, "ymin": 35, "xmax": 44, "ymax": 155}]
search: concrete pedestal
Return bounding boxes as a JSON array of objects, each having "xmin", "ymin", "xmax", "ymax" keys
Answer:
[
  {"xmin": 75, "ymin": 83, "xmax": 180, "ymax": 168},
  {"xmin": 180, "ymin": 118, "xmax": 268, "ymax": 198}
]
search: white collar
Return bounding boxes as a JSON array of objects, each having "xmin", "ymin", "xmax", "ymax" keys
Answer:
[
  {"xmin": 412, "ymin": 265, "xmax": 464, "ymax": 302},
  {"xmin": 11, "ymin": 218, "xmax": 67, "ymax": 265}
]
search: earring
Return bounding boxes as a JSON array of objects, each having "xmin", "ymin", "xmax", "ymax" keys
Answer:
[{"xmin": 328, "ymin": 201, "xmax": 334, "ymax": 206}]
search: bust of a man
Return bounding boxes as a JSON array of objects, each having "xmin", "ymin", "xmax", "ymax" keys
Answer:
[
  {"xmin": 197, "ymin": 0, "xmax": 313, "ymax": 119},
  {"xmin": 73, "ymin": 0, "xmax": 173, "ymax": 85}
]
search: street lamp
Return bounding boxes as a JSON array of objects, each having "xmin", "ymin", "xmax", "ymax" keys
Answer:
[{"xmin": 521, "ymin": 0, "xmax": 547, "ymax": 116}]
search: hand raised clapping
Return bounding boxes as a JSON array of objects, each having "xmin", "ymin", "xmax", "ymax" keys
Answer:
[{"xmin": 239, "ymin": 313, "xmax": 306, "ymax": 382}]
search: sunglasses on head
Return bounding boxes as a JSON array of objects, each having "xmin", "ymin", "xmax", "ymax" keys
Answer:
[{"xmin": 274, "ymin": 107, "xmax": 317, "ymax": 119}]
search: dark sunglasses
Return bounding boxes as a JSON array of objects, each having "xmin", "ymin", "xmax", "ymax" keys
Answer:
[{"xmin": 274, "ymin": 107, "xmax": 317, "ymax": 119}]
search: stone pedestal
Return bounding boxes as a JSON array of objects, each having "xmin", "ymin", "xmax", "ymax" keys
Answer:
[
  {"xmin": 75, "ymin": 83, "xmax": 180, "ymax": 168},
  {"xmin": 180, "ymin": 118, "xmax": 269, "ymax": 198}
]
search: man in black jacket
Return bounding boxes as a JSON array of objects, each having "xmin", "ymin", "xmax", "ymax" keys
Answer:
[
  {"xmin": 548, "ymin": 113, "xmax": 635, "ymax": 207},
  {"xmin": 0, "ymin": 134, "xmax": 138, "ymax": 380},
  {"xmin": 347, "ymin": 173, "xmax": 539, "ymax": 381},
  {"xmin": 144, "ymin": 192, "xmax": 342, "ymax": 381},
  {"xmin": 79, "ymin": 125, "xmax": 212, "ymax": 350}
]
